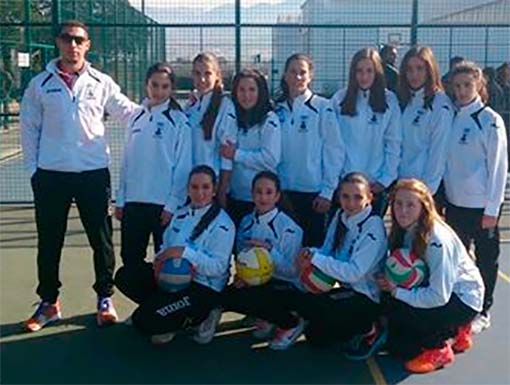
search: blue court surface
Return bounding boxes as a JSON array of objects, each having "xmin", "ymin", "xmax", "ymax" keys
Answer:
[{"xmin": 0, "ymin": 205, "xmax": 509, "ymax": 384}]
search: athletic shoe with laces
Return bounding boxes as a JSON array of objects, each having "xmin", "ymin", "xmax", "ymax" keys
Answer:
[
  {"xmin": 451, "ymin": 323, "xmax": 473, "ymax": 353},
  {"xmin": 470, "ymin": 313, "xmax": 491, "ymax": 335},
  {"xmin": 151, "ymin": 331, "xmax": 176, "ymax": 346},
  {"xmin": 193, "ymin": 308, "xmax": 222, "ymax": 344},
  {"xmin": 252, "ymin": 319, "xmax": 276, "ymax": 340},
  {"xmin": 268, "ymin": 317, "xmax": 305, "ymax": 351},
  {"xmin": 96, "ymin": 297, "xmax": 118, "ymax": 327},
  {"xmin": 404, "ymin": 344, "xmax": 455, "ymax": 374},
  {"xmin": 24, "ymin": 301, "xmax": 62, "ymax": 332},
  {"xmin": 344, "ymin": 322, "xmax": 388, "ymax": 360}
]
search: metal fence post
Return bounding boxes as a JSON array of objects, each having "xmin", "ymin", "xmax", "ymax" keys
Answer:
[
  {"xmin": 410, "ymin": 0, "xmax": 418, "ymax": 46},
  {"xmin": 235, "ymin": 0, "xmax": 241, "ymax": 74}
]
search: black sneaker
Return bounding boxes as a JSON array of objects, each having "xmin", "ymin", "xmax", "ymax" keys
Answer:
[{"xmin": 344, "ymin": 323, "xmax": 387, "ymax": 360}]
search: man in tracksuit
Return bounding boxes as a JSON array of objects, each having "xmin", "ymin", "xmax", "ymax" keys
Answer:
[{"xmin": 20, "ymin": 20, "xmax": 137, "ymax": 331}]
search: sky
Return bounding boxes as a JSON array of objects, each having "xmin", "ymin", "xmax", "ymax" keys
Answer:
[{"xmin": 130, "ymin": 0, "xmax": 289, "ymax": 11}]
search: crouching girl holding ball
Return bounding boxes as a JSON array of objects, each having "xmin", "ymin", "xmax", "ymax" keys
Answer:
[
  {"xmin": 378, "ymin": 179, "xmax": 484, "ymax": 374},
  {"xmin": 115, "ymin": 165, "xmax": 235, "ymax": 346}
]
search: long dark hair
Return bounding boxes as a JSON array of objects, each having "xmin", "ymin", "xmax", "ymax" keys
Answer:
[
  {"xmin": 232, "ymin": 69, "xmax": 273, "ymax": 130},
  {"xmin": 398, "ymin": 46, "xmax": 443, "ymax": 109},
  {"xmin": 332, "ymin": 172, "xmax": 372, "ymax": 252},
  {"xmin": 276, "ymin": 53, "xmax": 314, "ymax": 103},
  {"xmin": 340, "ymin": 48, "xmax": 387, "ymax": 116},
  {"xmin": 145, "ymin": 62, "xmax": 181, "ymax": 110},
  {"xmin": 192, "ymin": 53, "xmax": 224, "ymax": 140},
  {"xmin": 188, "ymin": 165, "xmax": 222, "ymax": 242}
]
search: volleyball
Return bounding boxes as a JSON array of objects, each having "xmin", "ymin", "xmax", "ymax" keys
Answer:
[
  {"xmin": 236, "ymin": 247, "xmax": 274, "ymax": 286},
  {"xmin": 300, "ymin": 264, "xmax": 336, "ymax": 293},
  {"xmin": 155, "ymin": 258, "xmax": 194, "ymax": 292},
  {"xmin": 385, "ymin": 248, "xmax": 428, "ymax": 289}
]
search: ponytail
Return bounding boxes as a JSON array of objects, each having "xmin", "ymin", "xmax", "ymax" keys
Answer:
[{"xmin": 201, "ymin": 84, "xmax": 223, "ymax": 140}]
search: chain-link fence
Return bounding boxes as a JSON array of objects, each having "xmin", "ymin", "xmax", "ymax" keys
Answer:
[{"xmin": 1, "ymin": 0, "xmax": 509, "ymax": 203}]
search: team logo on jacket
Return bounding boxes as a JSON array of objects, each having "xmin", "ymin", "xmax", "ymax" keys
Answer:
[
  {"xmin": 298, "ymin": 115, "xmax": 309, "ymax": 133},
  {"xmin": 275, "ymin": 107, "xmax": 286, "ymax": 124},
  {"xmin": 412, "ymin": 109, "xmax": 425, "ymax": 125},
  {"xmin": 84, "ymin": 85, "xmax": 97, "ymax": 100},
  {"xmin": 153, "ymin": 122, "xmax": 164, "ymax": 139},
  {"xmin": 368, "ymin": 114, "xmax": 378, "ymax": 125},
  {"xmin": 459, "ymin": 128, "xmax": 470, "ymax": 144}
]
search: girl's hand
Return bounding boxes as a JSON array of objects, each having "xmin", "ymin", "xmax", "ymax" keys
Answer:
[
  {"xmin": 157, "ymin": 246, "xmax": 184, "ymax": 260},
  {"xmin": 114, "ymin": 207, "xmax": 123, "ymax": 221},
  {"xmin": 233, "ymin": 275, "xmax": 246, "ymax": 288},
  {"xmin": 220, "ymin": 140, "xmax": 236, "ymax": 160},
  {"xmin": 481, "ymin": 215, "xmax": 498, "ymax": 230},
  {"xmin": 160, "ymin": 210, "xmax": 173, "ymax": 226},
  {"xmin": 312, "ymin": 196, "xmax": 331, "ymax": 214},
  {"xmin": 376, "ymin": 275, "xmax": 397, "ymax": 295},
  {"xmin": 370, "ymin": 181, "xmax": 385, "ymax": 194},
  {"xmin": 245, "ymin": 239, "xmax": 272, "ymax": 251},
  {"xmin": 296, "ymin": 248, "xmax": 313, "ymax": 272}
]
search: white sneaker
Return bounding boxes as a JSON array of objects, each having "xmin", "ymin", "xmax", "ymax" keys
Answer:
[
  {"xmin": 151, "ymin": 331, "xmax": 176, "ymax": 345},
  {"xmin": 269, "ymin": 317, "xmax": 305, "ymax": 351},
  {"xmin": 471, "ymin": 313, "xmax": 491, "ymax": 335},
  {"xmin": 252, "ymin": 319, "xmax": 275, "ymax": 340},
  {"xmin": 193, "ymin": 308, "xmax": 222, "ymax": 344}
]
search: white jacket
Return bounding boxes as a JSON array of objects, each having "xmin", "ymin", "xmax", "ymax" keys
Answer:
[
  {"xmin": 231, "ymin": 112, "xmax": 281, "ymax": 201},
  {"xmin": 116, "ymin": 99, "xmax": 192, "ymax": 213},
  {"xmin": 399, "ymin": 89, "xmax": 453, "ymax": 194},
  {"xmin": 311, "ymin": 205, "xmax": 387, "ymax": 302},
  {"xmin": 160, "ymin": 203, "xmax": 235, "ymax": 292},
  {"xmin": 276, "ymin": 89, "xmax": 344, "ymax": 200},
  {"xmin": 331, "ymin": 88, "xmax": 402, "ymax": 188},
  {"xmin": 394, "ymin": 220, "xmax": 484, "ymax": 311},
  {"xmin": 444, "ymin": 98, "xmax": 508, "ymax": 216},
  {"xmin": 20, "ymin": 59, "xmax": 137, "ymax": 175},
  {"xmin": 184, "ymin": 92, "xmax": 237, "ymax": 175},
  {"xmin": 237, "ymin": 208, "xmax": 303, "ymax": 284}
]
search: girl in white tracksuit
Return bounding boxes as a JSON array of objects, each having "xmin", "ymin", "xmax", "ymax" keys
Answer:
[
  {"xmin": 116, "ymin": 166, "xmax": 235, "ymax": 345},
  {"xmin": 220, "ymin": 69, "xmax": 281, "ymax": 226},
  {"xmin": 443, "ymin": 61, "xmax": 508, "ymax": 333},
  {"xmin": 397, "ymin": 46, "xmax": 453, "ymax": 201},
  {"xmin": 275, "ymin": 53, "xmax": 344, "ymax": 247},
  {"xmin": 115, "ymin": 63, "xmax": 192, "ymax": 269},
  {"xmin": 286, "ymin": 172, "xmax": 387, "ymax": 353},
  {"xmin": 378, "ymin": 179, "xmax": 484, "ymax": 374},
  {"xmin": 222, "ymin": 171, "xmax": 305, "ymax": 350},
  {"xmin": 331, "ymin": 48, "xmax": 402, "ymax": 216},
  {"xmin": 184, "ymin": 53, "xmax": 238, "ymax": 206}
]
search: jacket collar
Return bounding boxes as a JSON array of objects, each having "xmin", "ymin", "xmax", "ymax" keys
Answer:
[
  {"xmin": 254, "ymin": 207, "xmax": 279, "ymax": 224},
  {"xmin": 289, "ymin": 88, "xmax": 313, "ymax": 109},
  {"xmin": 47, "ymin": 58, "xmax": 89, "ymax": 76},
  {"xmin": 188, "ymin": 203, "xmax": 213, "ymax": 217},
  {"xmin": 142, "ymin": 98, "xmax": 171, "ymax": 114},
  {"xmin": 456, "ymin": 97, "xmax": 484, "ymax": 116},
  {"xmin": 340, "ymin": 205, "xmax": 373, "ymax": 230},
  {"xmin": 410, "ymin": 87, "xmax": 425, "ymax": 103}
]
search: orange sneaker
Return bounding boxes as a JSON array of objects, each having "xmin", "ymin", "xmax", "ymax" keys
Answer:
[
  {"xmin": 452, "ymin": 323, "xmax": 472, "ymax": 353},
  {"xmin": 405, "ymin": 344, "xmax": 455, "ymax": 374},
  {"xmin": 24, "ymin": 301, "xmax": 62, "ymax": 332},
  {"xmin": 96, "ymin": 297, "xmax": 118, "ymax": 327}
]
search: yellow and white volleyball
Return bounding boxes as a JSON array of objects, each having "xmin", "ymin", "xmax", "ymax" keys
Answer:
[{"xmin": 235, "ymin": 247, "xmax": 274, "ymax": 286}]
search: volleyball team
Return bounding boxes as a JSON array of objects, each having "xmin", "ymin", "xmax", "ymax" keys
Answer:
[{"xmin": 20, "ymin": 21, "xmax": 508, "ymax": 375}]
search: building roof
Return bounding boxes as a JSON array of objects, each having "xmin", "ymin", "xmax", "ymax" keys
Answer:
[{"xmin": 424, "ymin": 0, "xmax": 510, "ymax": 24}]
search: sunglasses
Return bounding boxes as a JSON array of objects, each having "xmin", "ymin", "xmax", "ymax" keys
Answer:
[{"xmin": 58, "ymin": 34, "xmax": 88, "ymax": 45}]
